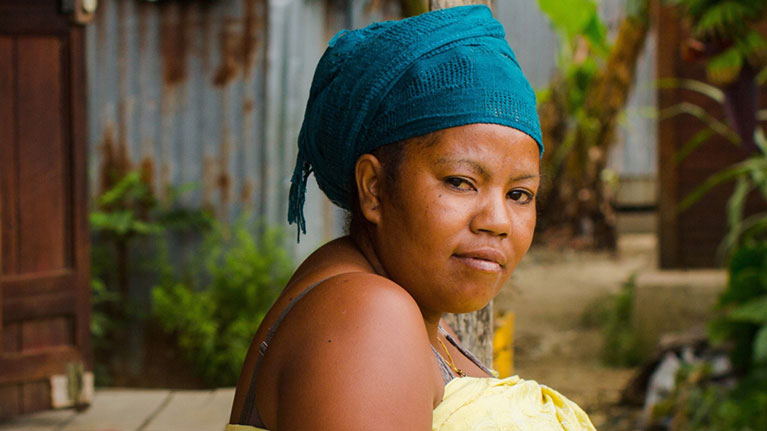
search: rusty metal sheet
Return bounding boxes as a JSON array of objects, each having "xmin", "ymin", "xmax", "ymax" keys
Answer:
[{"xmin": 86, "ymin": 0, "xmax": 656, "ymax": 263}]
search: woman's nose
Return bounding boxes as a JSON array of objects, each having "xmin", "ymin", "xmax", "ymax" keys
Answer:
[{"xmin": 469, "ymin": 192, "xmax": 511, "ymax": 237}]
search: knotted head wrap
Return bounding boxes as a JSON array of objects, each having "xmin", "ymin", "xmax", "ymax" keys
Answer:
[{"xmin": 288, "ymin": 5, "xmax": 543, "ymax": 238}]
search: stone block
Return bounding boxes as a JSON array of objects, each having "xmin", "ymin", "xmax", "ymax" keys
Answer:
[{"xmin": 632, "ymin": 269, "xmax": 726, "ymax": 352}]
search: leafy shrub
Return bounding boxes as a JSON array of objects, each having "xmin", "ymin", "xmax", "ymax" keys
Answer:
[
  {"xmin": 90, "ymin": 170, "xmax": 213, "ymax": 385},
  {"xmin": 658, "ymin": 350, "xmax": 767, "ymax": 431},
  {"xmin": 597, "ymin": 275, "xmax": 646, "ymax": 367},
  {"xmin": 152, "ymin": 221, "xmax": 293, "ymax": 386},
  {"xmin": 579, "ymin": 293, "xmax": 614, "ymax": 329},
  {"xmin": 653, "ymin": 242, "xmax": 767, "ymax": 431},
  {"xmin": 709, "ymin": 243, "xmax": 767, "ymax": 371},
  {"xmin": 90, "ymin": 278, "xmax": 120, "ymax": 386},
  {"xmin": 668, "ymin": 0, "xmax": 767, "ymax": 86}
]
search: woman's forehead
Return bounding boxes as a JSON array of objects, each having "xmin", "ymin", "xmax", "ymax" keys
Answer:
[{"xmin": 407, "ymin": 124, "xmax": 540, "ymax": 173}]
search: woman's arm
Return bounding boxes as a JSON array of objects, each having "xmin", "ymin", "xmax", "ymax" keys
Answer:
[{"xmin": 257, "ymin": 272, "xmax": 442, "ymax": 430}]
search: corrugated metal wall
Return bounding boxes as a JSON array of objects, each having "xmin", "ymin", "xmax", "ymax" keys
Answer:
[
  {"xmin": 86, "ymin": 0, "xmax": 404, "ymax": 261},
  {"xmin": 85, "ymin": 0, "xmax": 406, "ymax": 377},
  {"xmin": 86, "ymin": 0, "xmax": 657, "ymax": 262}
]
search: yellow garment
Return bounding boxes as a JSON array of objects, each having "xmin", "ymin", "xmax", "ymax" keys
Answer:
[
  {"xmin": 226, "ymin": 375, "xmax": 596, "ymax": 431},
  {"xmin": 434, "ymin": 376, "xmax": 596, "ymax": 431}
]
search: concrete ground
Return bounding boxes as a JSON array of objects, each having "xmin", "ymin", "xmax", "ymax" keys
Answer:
[{"xmin": 0, "ymin": 388, "xmax": 235, "ymax": 431}]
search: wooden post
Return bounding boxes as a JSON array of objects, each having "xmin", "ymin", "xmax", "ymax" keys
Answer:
[
  {"xmin": 430, "ymin": 0, "xmax": 492, "ymax": 9},
  {"xmin": 656, "ymin": 2, "xmax": 681, "ymax": 268},
  {"xmin": 430, "ymin": 0, "xmax": 494, "ymax": 367},
  {"xmin": 443, "ymin": 305, "xmax": 493, "ymax": 367}
]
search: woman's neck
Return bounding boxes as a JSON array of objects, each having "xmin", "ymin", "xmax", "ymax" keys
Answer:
[
  {"xmin": 350, "ymin": 229, "xmax": 443, "ymax": 341},
  {"xmin": 350, "ymin": 229, "xmax": 388, "ymax": 279}
]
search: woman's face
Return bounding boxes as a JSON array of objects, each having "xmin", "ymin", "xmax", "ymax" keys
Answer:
[{"xmin": 372, "ymin": 123, "xmax": 540, "ymax": 319}]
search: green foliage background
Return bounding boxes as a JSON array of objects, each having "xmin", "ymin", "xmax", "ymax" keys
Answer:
[
  {"xmin": 152, "ymin": 221, "xmax": 293, "ymax": 386},
  {"xmin": 90, "ymin": 171, "xmax": 293, "ymax": 387},
  {"xmin": 669, "ymin": 0, "xmax": 767, "ymax": 85}
]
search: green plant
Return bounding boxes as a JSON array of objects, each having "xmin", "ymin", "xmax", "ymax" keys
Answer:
[
  {"xmin": 90, "ymin": 278, "xmax": 120, "ymax": 348},
  {"xmin": 651, "ymin": 246, "xmax": 767, "ymax": 431},
  {"xmin": 90, "ymin": 170, "xmax": 213, "ymax": 385},
  {"xmin": 90, "ymin": 171, "xmax": 162, "ymax": 302},
  {"xmin": 538, "ymin": 0, "xmax": 608, "ymax": 57},
  {"xmin": 662, "ymin": 69, "xmax": 767, "ymax": 259},
  {"xmin": 654, "ymin": 3, "xmax": 767, "ymax": 418},
  {"xmin": 597, "ymin": 275, "xmax": 646, "ymax": 367},
  {"xmin": 151, "ymin": 220, "xmax": 293, "ymax": 386},
  {"xmin": 654, "ymin": 193, "xmax": 767, "ymax": 430},
  {"xmin": 709, "ymin": 243, "xmax": 767, "ymax": 372},
  {"xmin": 579, "ymin": 293, "xmax": 615, "ymax": 329},
  {"xmin": 690, "ymin": 241, "xmax": 767, "ymax": 430},
  {"xmin": 668, "ymin": 0, "xmax": 767, "ymax": 86},
  {"xmin": 676, "ymin": 123, "xmax": 767, "ymax": 260},
  {"xmin": 90, "ymin": 278, "xmax": 120, "ymax": 385},
  {"xmin": 650, "ymin": 361, "xmax": 719, "ymax": 430},
  {"xmin": 655, "ymin": 364, "xmax": 767, "ymax": 431},
  {"xmin": 667, "ymin": 0, "xmax": 767, "ymax": 150}
]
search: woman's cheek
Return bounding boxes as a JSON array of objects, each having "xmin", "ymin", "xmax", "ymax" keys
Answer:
[{"xmin": 513, "ymin": 208, "xmax": 536, "ymax": 241}]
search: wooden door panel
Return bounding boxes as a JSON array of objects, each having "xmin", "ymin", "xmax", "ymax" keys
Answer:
[
  {"xmin": 0, "ymin": 347, "xmax": 81, "ymax": 385},
  {"xmin": 2, "ymin": 270, "xmax": 78, "ymax": 297},
  {"xmin": 2, "ymin": 322, "xmax": 20, "ymax": 353},
  {"xmin": 16, "ymin": 36, "xmax": 68, "ymax": 275},
  {"xmin": 0, "ymin": 37, "xmax": 16, "ymax": 277},
  {"xmin": 21, "ymin": 381, "xmax": 50, "ymax": 413},
  {"xmin": 3, "ymin": 294, "xmax": 78, "ymax": 325},
  {"xmin": 0, "ymin": 0, "xmax": 91, "ymax": 417},
  {"xmin": 21, "ymin": 317, "xmax": 73, "ymax": 351},
  {"xmin": 0, "ymin": 380, "xmax": 56, "ymax": 418},
  {"xmin": 0, "ymin": 385, "xmax": 22, "ymax": 417}
]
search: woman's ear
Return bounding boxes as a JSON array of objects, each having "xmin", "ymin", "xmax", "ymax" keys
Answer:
[{"xmin": 355, "ymin": 154, "xmax": 383, "ymax": 225}]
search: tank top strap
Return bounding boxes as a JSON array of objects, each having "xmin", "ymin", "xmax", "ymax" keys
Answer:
[
  {"xmin": 438, "ymin": 326, "xmax": 495, "ymax": 378},
  {"xmin": 238, "ymin": 280, "xmax": 324, "ymax": 427},
  {"xmin": 259, "ymin": 281, "xmax": 321, "ymax": 356}
]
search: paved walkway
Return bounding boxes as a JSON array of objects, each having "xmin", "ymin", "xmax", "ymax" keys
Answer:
[{"xmin": 0, "ymin": 388, "xmax": 235, "ymax": 431}]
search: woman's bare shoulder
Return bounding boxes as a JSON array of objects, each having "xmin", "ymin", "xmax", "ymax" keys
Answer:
[
  {"xmin": 312, "ymin": 271, "xmax": 421, "ymax": 311},
  {"xmin": 259, "ymin": 272, "xmax": 441, "ymax": 430},
  {"xmin": 279, "ymin": 272, "xmax": 431, "ymax": 361}
]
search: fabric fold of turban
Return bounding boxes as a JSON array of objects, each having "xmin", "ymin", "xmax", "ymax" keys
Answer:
[{"xmin": 288, "ymin": 5, "xmax": 543, "ymax": 239}]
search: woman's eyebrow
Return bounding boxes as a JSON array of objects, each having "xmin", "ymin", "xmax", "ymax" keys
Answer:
[
  {"xmin": 510, "ymin": 174, "xmax": 540, "ymax": 182},
  {"xmin": 436, "ymin": 158, "xmax": 540, "ymax": 183},
  {"xmin": 436, "ymin": 158, "xmax": 490, "ymax": 178}
]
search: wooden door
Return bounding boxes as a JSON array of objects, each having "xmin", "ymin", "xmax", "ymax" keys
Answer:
[{"xmin": 0, "ymin": 0, "xmax": 91, "ymax": 417}]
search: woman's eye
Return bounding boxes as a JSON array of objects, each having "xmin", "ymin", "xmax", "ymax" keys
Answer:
[
  {"xmin": 445, "ymin": 177, "xmax": 474, "ymax": 190},
  {"xmin": 508, "ymin": 189, "xmax": 533, "ymax": 204}
]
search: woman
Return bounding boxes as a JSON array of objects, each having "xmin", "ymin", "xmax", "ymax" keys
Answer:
[{"xmin": 228, "ymin": 6, "xmax": 596, "ymax": 431}]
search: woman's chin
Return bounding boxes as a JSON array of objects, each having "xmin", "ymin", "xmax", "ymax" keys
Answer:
[
  {"xmin": 443, "ymin": 295, "xmax": 496, "ymax": 315},
  {"xmin": 446, "ymin": 282, "xmax": 505, "ymax": 313}
]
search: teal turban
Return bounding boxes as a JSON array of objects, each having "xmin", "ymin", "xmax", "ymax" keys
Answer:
[{"xmin": 288, "ymin": 5, "xmax": 542, "ymax": 238}]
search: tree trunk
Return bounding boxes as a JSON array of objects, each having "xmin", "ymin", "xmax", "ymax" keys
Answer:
[
  {"xmin": 538, "ymin": 3, "xmax": 650, "ymax": 249},
  {"xmin": 430, "ymin": 0, "xmax": 495, "ymax": 367}
]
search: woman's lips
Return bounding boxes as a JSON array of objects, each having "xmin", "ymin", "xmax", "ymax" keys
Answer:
[{"xmin": 452, "ymin": 249, "xmax": 506, "ymax": 273}]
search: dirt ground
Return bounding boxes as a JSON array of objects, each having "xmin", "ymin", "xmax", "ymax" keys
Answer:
[{"xmin": 495, "ymin": 233, "xmax": 657, "ymax": 431}]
